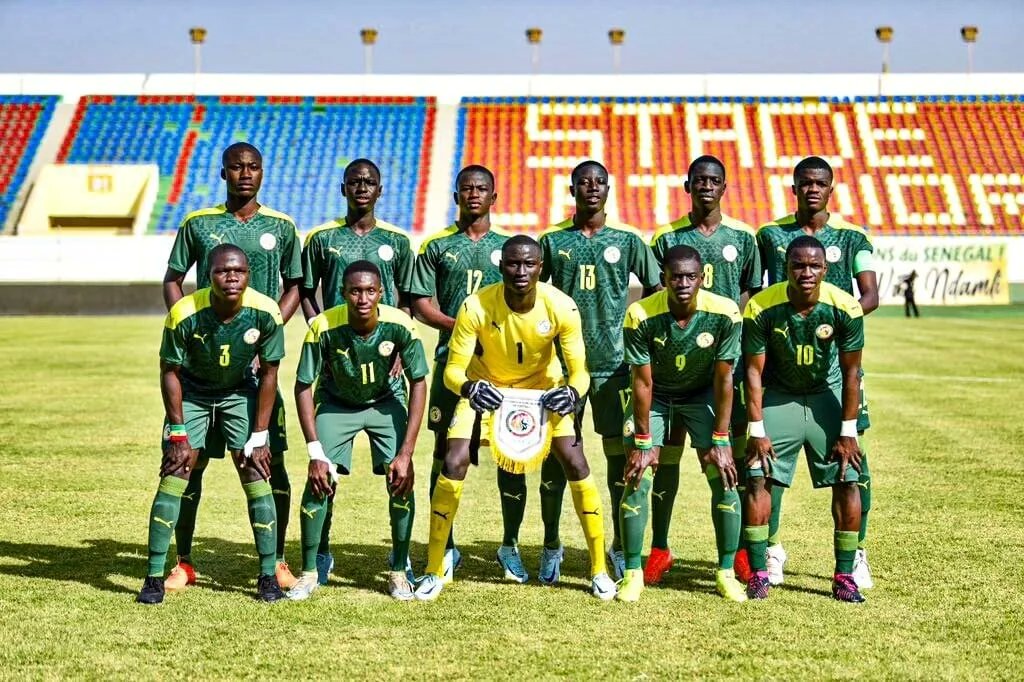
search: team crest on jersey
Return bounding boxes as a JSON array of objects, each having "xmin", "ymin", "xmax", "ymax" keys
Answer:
[
  {"xmin": 604, "ymin": 246, "xmax": 621, "ymax": 264},
  {"xmin": 623, "ymin": 418, "xmax": 634, "ymax": 438},
  {"xmin": 505, "ymin": 409, "xmax": 537, "ymax": 437},
  {"xmin": 378, "ymin": 244, "xmax": 395, "ymax": 261},
  {"xmin": 722, "ymin": 244, "xmax": 738, "ymax": 263},
  {"xmin": 429, "ymin": 406, "xmax": 442, "ymax": 423},
  {"xmin": 537, "ymin": 320, "xmax": 552, "ymax": 334},
  {"xmin": 825, "ymin": 246, "xmax": 842, "ymax": 263},
  {"xmin": 378, "ymin": 341, "xmax": 395, "ymax": 357},
  {"xmin": 815, "ymin": 324, "xmax": 834, "ymax": 340},
  {"xmin": 490, "ymin": 250, "xmax": 501, "ymax": 266},
  {"xmin": 243, "ymin": 328, "xmax": 261, "ymax": 344},
  {"xmin": 696, "ymin": 332, "xmax": 715, "ymax": 348},
  {"xmin": 259, "ymin": 233, "xmax": 277, "ymax": 251}
]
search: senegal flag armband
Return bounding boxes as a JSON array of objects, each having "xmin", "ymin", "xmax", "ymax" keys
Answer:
[
  {"xmin": 168, "ymin": 424, "xmax": 189, "ymax": 443},
  {"xmin": 634, "ymin": 433, "xmax": 653, "ymax": 451}
]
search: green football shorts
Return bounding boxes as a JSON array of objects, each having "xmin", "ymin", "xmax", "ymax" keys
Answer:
[
  {"xmin": 427, "ymin": 360, "xmax": 459, "ymax": 434},
  {"xmin": 583, "ymin": 372, "xmax": 632, "ymax": 439},
  {"xmin": 731, "ymin": 360, "xmax": 747, "ymax": 430},
  {"xmin": 621, "ymin": 388, "xmax": 715, "ymax": 465},
  {"xmin": 162, "ymin": 392, "xmax": 254, "ymax": 452},
  {"xmin": 751, "ymin": 386, "xmax": 860, "ymax": 489},
  {"xmin": 200, "ymin": 388, "xmax": 288, "ymax": 459},
  {"xmin": 315, "ymin": 396, "xmax": 408, "ymax": 476}
]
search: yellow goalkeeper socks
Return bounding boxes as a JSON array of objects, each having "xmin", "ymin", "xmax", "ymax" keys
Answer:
[
  {"xmin": 569, "ymin": 475, "xmax": 607, "ymax": 577},
  {"xmin": 425, "ymin": 475, "xmax": 464, "ymax": 576}
]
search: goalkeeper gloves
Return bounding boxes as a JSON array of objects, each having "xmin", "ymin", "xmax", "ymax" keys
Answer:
[
  {"xmin": 540, "ymin": 385, "xmax": 580, "ymax": 416},
  {"xmin": 461, "ymin": 380, "xmax": 504, "ymax": 413}
]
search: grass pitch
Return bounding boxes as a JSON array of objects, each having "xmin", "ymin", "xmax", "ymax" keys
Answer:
[{"xmin": 1, "ymin": 306, "xmax": 1023, "ymax": 679}]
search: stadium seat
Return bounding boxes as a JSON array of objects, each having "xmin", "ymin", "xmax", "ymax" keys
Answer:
[{"xmin": 0, "ymin": 95, "xmax": 58, "ymax": 228}]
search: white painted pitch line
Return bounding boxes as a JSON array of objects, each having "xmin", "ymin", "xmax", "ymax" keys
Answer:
[{"xmin": 871, "ymin": 372, "xmax": 1013, "ymax": 384}]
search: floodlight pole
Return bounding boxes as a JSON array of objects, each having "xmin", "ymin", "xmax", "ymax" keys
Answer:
[
  {"xmin": 526, "ymin": 27, "xmax": 543, "ymax": 75},
  {"xmin": 361, "ymin": 28, "xmax": 378, "ymax": 75},
  {"xmin": 609, "ymin": 28, "xmax": 625, "ymax": 74},
  {"xmin": 875, "ymin": 26, "xmax": 893, "ymax": 96},
  {"xmin": 961, "ymin": 25, "xmax": 979, "ymax": 75},
  {"xmin": 189, "ymin": 27, "xmax": 207, "ymax": 76}
]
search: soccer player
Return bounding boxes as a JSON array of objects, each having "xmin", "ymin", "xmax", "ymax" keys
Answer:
[
  {"xmin": 536, "ymin": 160, "xmax": 661, "ymax": 583},
  {"xmin": 300, "ymin": 158, "xmax": 415, "ymax": 584},
  {"xmin": 409, "ymin": 165, "xmax": 519, "ymax": 582},
  {"xmin": 616, "ymin": 245, "xmax": 745, "ymax": 602},
  {"xmin": 756, "ymin": 156, "xmax": 878, "ymax": 588},
  {"xmin": 742, "ymin": 235, "xmax": 866, "ymax": 602},
  {"xmin": 162, "ymin": 142, "xmax": 302, "ymax": 591},
  {"xmin": 287, "ymin": 261, "xmax": 429, "ymax": 602},
  {"xmin": 413, "ymin": 236, "xmax": 617, "ymax": 601},
  {"xmin": 648, "ymin": 155, "xmax": 761, "ymax": 585},
  {"xmin": 138, "ymin": 244, "xmax": 286, "ymax": 605}
]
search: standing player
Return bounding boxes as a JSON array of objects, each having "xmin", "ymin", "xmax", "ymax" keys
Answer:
[
  {"xmin": 409, "ymin": 166, "xmax": 519, "ymax": 582},
  {"xmin": 756, "ymin": 156, "xmax": 878, "ymax": 588},
  {"xmin": 741, "ymin": 236, "xmax": 866, "ymax": 603},
  {"xmin": 616, "ymin": 246, "xmax": 745, "ymax": 602},
  {"xmin": 300, "ymin": 158, "xmax": 416, "ymax": 583},
  {"xmin": 536, "ymin": 160, "xmax": 661, "ymax": 583},
  {"xmin": 139, "ymin": 245, "xmax": 286, "ymax": 604},
  {"xmin": 413, "ymin": 236, "xmax": 617, "ymax": 601},
  {"xmin": 287, "ymin": 262, "xmax": 428, "ymax": 601},
  {"xmin": 648, "ymin": 155, "xmax": 761, "ymax": 585},
  {"xmin": 161, "ymin": 143, "xmax": 302, "ymax": 591}
]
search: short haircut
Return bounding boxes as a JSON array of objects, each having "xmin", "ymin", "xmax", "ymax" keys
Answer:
[
  {"xmin": 208, "ymin": 243, "xmax": 248, "ymax": 270},
  {"xmin": 502, "ymin": 234, "xmax": 541, "ymax": 256},
  {"xmin": 785, "ymin": 235, "xmax": 826, "ymax": 261},
  {"xmin": 456, "ymin": 164, "xmax": 495, "ymax": 188},
  {"xmin": 342, "ymin": 260, "xmax": 382, "ymax": 285},
  {"xmin": 687, "ymin": 155, "xmax": 726, "ymax": 180},
  {"xmin": 793, "ymin": 156, "xmax": 833, "ymax": 182},
  {"xmin": 344, "ymin": 158, "xmax": 381, "ymax": 180},
  {"xmin": 570, "ymin": 160, "xmax": 608, "ymax": 184},
  {"xmin": 222, "ymin": 142, "xmax": 261, "ymax": 167},
  {"xmin": 662, "ymin": 244, "xmax": 702, "ymax": 268}
]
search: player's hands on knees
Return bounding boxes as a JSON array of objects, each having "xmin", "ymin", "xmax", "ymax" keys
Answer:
[
  {"xmin": 746, "ymin": 437, "xmax": 775, "ymax": 475},
  {"xmin": 387, "ymin": 450, "xmax": 415, "ymax": 498},
  {"xmin": 309, "ymin": 460, "xmax": 334, "ymax": 499},
  {"xmin": 462, "ymin": 380, "xmax": 503, "ymax": 413},
  {"xmin": 540, "ymin": 385, "xmax": 581, "ymax": 416},
  {"xmin": 161, "ymin": 441, "xmax": 194, "ymax": 478},
  {"xmin": 624, "ymin": 447, "xmax": 658, "ymax": 489},
  {"xmin": 832, "ymin": 436, "xmax": 862, "ymax": 480},
  {"xmin": 247, "ymin": 446, "xmax": 272, "ymax": 480},
  {"xmin": 705, "ymin": 445, "xmax": 738, "ymax": 489}
]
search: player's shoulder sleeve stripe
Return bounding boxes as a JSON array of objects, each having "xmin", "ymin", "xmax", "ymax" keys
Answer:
[
  {"xmin": 744, "ymin": 282, "xmax": 789, "ymax": 320},
  {"xmin": 304, "ymin": 218, "xmax": 344, "ymax": 247},
  {"xmin": 180, "ymin": 204, "xmax": 226, "ymax": 228},
  {"xmin": 257, "ymin": 205, "xmax": 296, "ymax": 226},
  {"xmin": 166, "ymin": 289, "xmax": 211, "ymax": 328},
  {"xmin": 625, "ymin": 290, "xmax": 669, "ymax": 329},
  {"xmin": 757, "ymin": 214, "xmax": 795, "ymax": 234},
  {"xmin": 721, "ymin": 214, "xmax": 757, "ymax": 237},
  {"xmin": 819, "ymin": 282, "xmax": 864, "ymax": 319},
  {"xmin": 538, "ymin": 219, "xmax": 574, "ymax": 239},
  {"xmin": 697, "ymin": 289, "xmax": 742, "ymax": 323},
  {"xmin": 242, "ymin": 289, "xmax": 284, "ymax": 323},
  {"xmin": 378, "ymin": 304, "xmax": 420, "ymax": 335},
  {"xmin": 417, "ymin": 224, "xmax": 458, "ymax": 254},
  {"xmin": 651, "ymin": 216, "xmax": 692, "ymax": 244},
  {"xmin": 538, "ymin": 282, "xmax": 578, "ymax": 313},
  {"xmin": 830, "ymin": 216, "xmax": 874, "ymax": 243},
  {"xmin": 374, "ymin": 219, "xmax": 408, "ymax": 237},
  {"xmin": 605, "ymin": 221, "xmax": 644, "ymax": 239}
]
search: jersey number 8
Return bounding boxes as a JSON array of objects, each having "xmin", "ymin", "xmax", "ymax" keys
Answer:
[{"xmin": 703, "ymin": 264, "xmax": 714, "ymax": 288}]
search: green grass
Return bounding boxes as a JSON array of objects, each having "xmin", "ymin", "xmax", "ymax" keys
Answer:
[{"xmin": 1, "ymin": 308, "xmax": 1023, "ymax": 678}]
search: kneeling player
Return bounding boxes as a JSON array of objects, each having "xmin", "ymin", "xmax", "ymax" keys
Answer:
[
  {"xmin": 742, "ymin": 236, "xmax": 866, "ymax": 603},
  {"xmin": 617, "ymin": 245, "xmax": 745, "ymax": 602},
  {"xmin": 287, "ymin": 262, "xmax": 429, "ymax": 601},
  {"xmin": 138, "ymin": 244, "xmax": 286, "ymax": 604},
  {"xmin": 414, "ymin": 236, "xmax": 616, "ymax": 601}
]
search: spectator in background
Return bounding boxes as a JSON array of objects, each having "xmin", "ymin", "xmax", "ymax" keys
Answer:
[{"xmin": 901, "ymin": 270, "xmax": 920, "ymax": 318}]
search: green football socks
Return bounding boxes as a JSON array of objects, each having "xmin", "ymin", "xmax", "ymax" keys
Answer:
[
  {"xmin": 619, "ymin": 470, "xmax": 652, "ymax": 570},
  {"xmin": 744, "ymin": 525, "xmax": 770, "ymax": 572},
  {"xmin": 835, "ymin": 530, "xmax": 859, "ymax": 574},
  {"xmin": 497, "ymin": 469, "xmax": 527, "ymax": 547},
  {"xmin": 387, "ymin": 486, "xmax": 415, "ymax": 571},
  {"xmin": 269, "ymin": 455, "xmax": 290, "ymax": 561},
  {"xmin": 242, "ymin": 480, "xmax": 278, "ymax": 576},
  {"xmin": 768, "ymin": 485, "xmax": 785, "ymax": 545},
  {"xmin": 299, "ymin": 481, "xmax": 330, "ymax": 573},
  {"xmin": 706, "ymin": 465, "xmax": 741, "ymax": 570},
  {"xmin": 539, "ymin": 454, "xmax": 567, "ymax": 549},
  {"xmin": 650, "ymin": 463, "xmax": 680, "ymax": 551},
  {"xmin": 605, "ymin": 455, "xmax": 626, "ymax": 551},
  {"xmin": 147, "ymin": 475, "xmax": 188, "ymax": 577},
  {"xmin": 173, "ymin": 460, "xmax": 206, "ymax": 558},
  {"xmin": 858, "ymin": 437, "xmax": 872, "ymax": 547}
]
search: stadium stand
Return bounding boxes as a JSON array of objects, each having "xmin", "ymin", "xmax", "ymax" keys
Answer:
[
  {"xmin": 451, "ymin": 96, "xmax": 1024, "ymax": 235},
  {"xmin": 59, "ymin": 95, "xmax": 435, "ymax": 232},
  {"xmin": 0, "ymin": 95, "xmax": 58, "ymax": 228}
]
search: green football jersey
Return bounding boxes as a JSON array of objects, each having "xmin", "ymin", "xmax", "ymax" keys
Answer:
[
  {"xmin": 160, "ymin": 288, "xmax": 286, "ymax": 398},
  {"xmin": 623, "ymin": 289, "xmax": 742, "ymax": 399},
  {"xmin": 302, "ymin": 218, "xmax": 414, "ymax": 310},
  {"xmin": 408, "ymin": 224, "xmax": 512, "ymax": 361},
  {"xmin": 757, "ymin": 215, "xmax": 874, "ymax": 296},
  {"xmin": 539, "ymin": 220, "xmax": 661, "ymax": 376},
  {"xmin": 743, "ymin": 282, "xmax": 864, "ymax": 394},
  {"xmin": 650, "ymin": 214, "xmax": 761, "ymax": 304},
  {"xmin": 297, "ymin": 304, "xmax": 429, "ymax": 408},
  {"xmin": 167, "ymin": 204, "xmax": 302, "ymax": 301}
]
